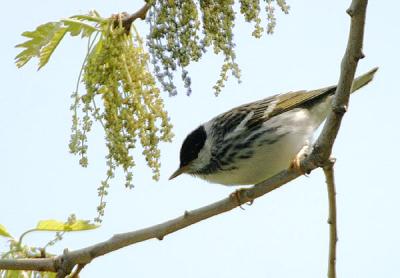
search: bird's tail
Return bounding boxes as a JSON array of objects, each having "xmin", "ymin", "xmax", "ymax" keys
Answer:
[{"xmin": 351, "ymin": 67, "xmax": 379, "ymax": 93}]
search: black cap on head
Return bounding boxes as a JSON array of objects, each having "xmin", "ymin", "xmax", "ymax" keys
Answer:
[{"xmin": 180, "ymin": 125, "xmax": 207, "ymax": 168}]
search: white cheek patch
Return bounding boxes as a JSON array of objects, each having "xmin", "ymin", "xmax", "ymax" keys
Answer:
[{"xmin": 194, "ymin": 136, "xmax": 213, "ymax": 168}]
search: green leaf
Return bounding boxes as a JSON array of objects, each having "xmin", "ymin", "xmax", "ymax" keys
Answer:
[
  {"xmin": 62, "ymin": 19, "xmax": 99, "ymax": 38},
  {"xmin": 70, "ymin": 10, "xmax": 106, "ymax": 24},
  {"xmin": 15, "ymin": 11, "xmax": 103, "ymax": 69},
  {"xmin": 2, "ymin": 267, "xmax": 56, "ymax": 277},
  {"xmin": 3, "ymin": 270, "xmax": 57, "ymax": 278},
  {"xmin": 5, "ymin": 270, "xmax": 26, "ymax": 278},
  {"xmin": 0, "ymin": 224, "xmax": 12, "ymax": 238},
  {"xmin": 38, "ymin": 27, "xmax": 68, "ymax": 69},
  {"xmin": 15, "ymin": 22, "xmax": 64, "ymax": 68},
  {"xmin": 42, "ymin": 272, "xmax": 57, "ymax": 278},
  {"xmin": 36, "ymin": 219, "xmax": 98, "ymax": 232}
]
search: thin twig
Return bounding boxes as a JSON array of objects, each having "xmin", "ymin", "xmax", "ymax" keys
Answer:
[
  {"xmin": 114, "ymin": 3, "xmax": 152, "ymax": 33},
  {"xmin": 126, "ymin": 3, "xmax": 151, "ymax": 22},
  {"xmin": 324, "ymin": 159, "xmax": 338, "ymax": 278}
]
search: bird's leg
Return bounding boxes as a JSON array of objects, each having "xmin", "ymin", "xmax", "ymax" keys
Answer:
[
  {"xmin": 230, "ymin": 188, "xmax": 253, "ymax": 210},
  {"xmin": 289, "ymin": 141, "xmax": 311, "ymax": 175}
]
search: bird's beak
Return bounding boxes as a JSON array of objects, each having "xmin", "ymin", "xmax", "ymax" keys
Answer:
[{"xmin": 169, "ymin": 165, "xmax": 189, "ymax": 180}]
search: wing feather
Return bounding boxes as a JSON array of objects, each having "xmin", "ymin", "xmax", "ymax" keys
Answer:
[{"xmin": 246, "ymin": 86, "xmax": 336, "ymax": 128}]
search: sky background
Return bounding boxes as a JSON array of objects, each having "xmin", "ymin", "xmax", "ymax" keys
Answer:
[{"xmin": 1, "ymin": 0, "xmax": 399, "ymax": 277}]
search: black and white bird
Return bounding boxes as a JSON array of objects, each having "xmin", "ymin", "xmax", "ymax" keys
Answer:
[{"xmin": 169, "ymin": 68, "xmax": 378, "ymax": 185}]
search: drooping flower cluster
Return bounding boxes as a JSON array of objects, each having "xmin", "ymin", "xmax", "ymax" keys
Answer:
[
  {"xmin": 147, "ymin": 0, "xmax": 203, "ymax": 96},
  {"xmin": 70, "ymin": 20, "xmax": 173, "ymax": 221},
  {"xmin": 146, "ymin": 0, "xmax": 289, "ymax": 95}
]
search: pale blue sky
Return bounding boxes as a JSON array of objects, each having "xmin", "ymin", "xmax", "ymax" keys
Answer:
[{"xmin": 1, "ymin": 0, "xmax": 399, "ymax": 277}]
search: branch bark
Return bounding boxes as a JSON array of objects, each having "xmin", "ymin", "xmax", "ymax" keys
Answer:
[
  {"xmin": 324, "ymin": 160, "xmax": 338, "ymax": 278},
  {"xmin": 115, "ymin": 3, "xmax": 151, "ymax": 33},
  {"xmin": 0, "ymin": 0, "xmax": 370, "ymax": 276},
  {"xmin": 308, "ymin": 0, "xmax": 369, "ymax": 167}
]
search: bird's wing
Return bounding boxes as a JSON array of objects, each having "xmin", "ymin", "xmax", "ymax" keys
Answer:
[
  {"xmin": 215, "ymin": 67, "xmax": 377, "ymax": 134},
  {"xmin": 245, "ymin": 86, "xmax": 335, "ymax": 128}
]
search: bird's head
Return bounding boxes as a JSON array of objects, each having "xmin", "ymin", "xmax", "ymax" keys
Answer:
[{"xmin": 169, "ymin": 125, "xmax": 209, "ymax": 180}]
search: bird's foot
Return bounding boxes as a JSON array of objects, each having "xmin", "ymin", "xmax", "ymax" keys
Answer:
[
  {"xmin": 289, "ymin": 143, "xmax": 311, "ymax": 175},
  {"xmin": 230, "ymin": 188, "xmax": 253, "ymax": 210}
]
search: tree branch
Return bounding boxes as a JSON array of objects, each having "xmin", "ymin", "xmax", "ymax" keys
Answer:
[
  {"xmin": 324, "ymin": 159, "xmax": 338, "ymax": 278},
  {"xmin": 0, "ymin": 258, "xmax": 55, "ymax": 272},
  {"xmin": 308, "ymin": 0, "xmax": 369, "ymax": 167},
  {"xmin": 0, "ymin": 0, "xmax": 371, "ymax": 276},
  {"xmin": 0, "ymin": 168, "xmax": 304, "ymax": 276},
  {"xmin": 114, "ymin": 3, "xmax": 152, "ymax": 33}
]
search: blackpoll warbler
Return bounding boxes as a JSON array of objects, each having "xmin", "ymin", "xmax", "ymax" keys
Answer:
[{"xmin": 170, "ymin": 68, "xmax": 378, "ymax": 185}]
